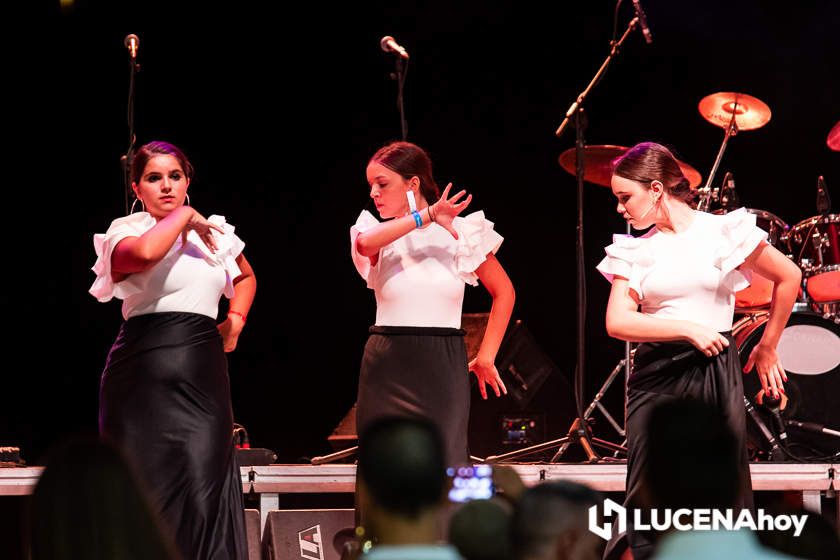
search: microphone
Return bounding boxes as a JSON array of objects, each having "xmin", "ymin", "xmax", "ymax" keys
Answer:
[
  {"xmin": 124, "ymin": 34, "xmax": 139, "ymax": 59},
  {"xmin": 632, "ymin": 0, "xmax": 653, "ymax": 44},
  {"xmin": 380, "ymin": 36, "xmax": 409, "ymax": 59},
  {"xmin": 633, "ymin": 196, "xmax": 658, "ymax": 220},
  {"xmin": 758, "ymin": 392, "xmax": 789, "ymax": 443},
  {"xmin": 786, "ymin": 419, "xmax": 840, "ymax": 438},
  {"xmin": 816, "ymin": 175, "xmax": 831, "ymax": 215},
  {"xmin": 744, "ymin": 396, "xmax": 784, "ymax": 461},
  {"xmin": 720, "ymin": 172, "xmax": 740, "ymax": 211}
]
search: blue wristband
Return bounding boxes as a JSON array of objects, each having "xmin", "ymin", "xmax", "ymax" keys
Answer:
[{"xmin": 411, "ymin": 210, "xmax": 423, "ymax": 228}]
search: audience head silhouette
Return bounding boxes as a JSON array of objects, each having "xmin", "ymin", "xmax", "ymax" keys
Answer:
[
  {"xmin": 358, "ymin": 416, "xmax": 447, "ymax": 519},
  {"xmin": 511, "ymin": 480, "xmax": 604, "ymax": 560},
  {"xmin": 28, "ymin": 437, "xmax": 178, "ymax": 560},
  {"xmin": 449, "ymin": 498, "xmax": 512, "ymax": 560},
  {"xmin": 643, "ymin": 398, "xmax": 740, "ymax": 511}
]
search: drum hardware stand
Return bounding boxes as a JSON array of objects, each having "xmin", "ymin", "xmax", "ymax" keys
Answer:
[
  {"xmin": 484, "ymin": 355, "xmax": 630, "ymax": 464},
  {"xmin": 816, "ymin": 175, "xmax": 831, "ymax": 216},
  {"xmin": 718, "ymin": 172, "xmax": 740, "ymax": 211},
  {"xmin": 549, "ymin": 356, "xmax": 629, "ymax": 462},
  {"xmin": 818, "ymin": 303, "xmax": 840, "ymax": 324}
]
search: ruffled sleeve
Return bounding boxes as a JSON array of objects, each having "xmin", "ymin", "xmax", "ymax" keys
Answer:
[
  {"xmin": 713, "ymin": 208, "xmax": 768, "ymax": 292},
  {"xmin": 193, "ymin": 215, "xmax": 246, "ymax": 299},
  {"xmin": 596, "ymin": 234, "xmax": 655, "ymax": 299},
  {"xmin": 89, "ymin": 212, "xmax": 156, "ymax": 302},
  {"xmin": 349, "ymin": 210, "xmax": 380, "ymax": 288},
  {"xmin": 714, "ymin": 208, "xmax": 769, "ymax": 273},
  {"xmin": 453, "ymin": 211, "xmax": 504, "ymax": 286}
]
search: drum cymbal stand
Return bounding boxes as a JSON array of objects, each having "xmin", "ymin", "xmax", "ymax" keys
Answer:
[
  {"xmin": 484, "ymin": 354, "xmax": 629, "ymax": 463},
  {"xmin": 547, "ymin": 221, "xmax": 634, "ymax": 464},
  {"xmin": 549, "ymin": 354, "xmax": 629, "ymax": 462},
  {"xmin": 696, "ymin": 106, "xmax": 738, "ymax": 212}
]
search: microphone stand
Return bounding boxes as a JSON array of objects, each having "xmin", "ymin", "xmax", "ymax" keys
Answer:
[
  {"xmin": 121, "ymin": 50, "xmax": 140, "ymax": 214},
  {"xmin": 554, "ymin": 17, "xmax": 639, "ymax": 138},
  {"xmin": 389, "ymin": 56, "xmax": 409, "ymax": 140},
  {"xmin": 555, "ymin": 16, "xmax": 641, "ymax": 463},
  {"xmin": 486, "ymin": 17, "xmax": 642, "ymax": 464}
]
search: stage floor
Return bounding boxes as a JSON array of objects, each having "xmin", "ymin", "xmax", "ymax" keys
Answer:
[
  {"xmin": 2, "ymin": 461, "xmax": 834, "ymax": 495},
  {"xmin": 4, "ymin": 461, "xmax": 837, "ymax": 532}
]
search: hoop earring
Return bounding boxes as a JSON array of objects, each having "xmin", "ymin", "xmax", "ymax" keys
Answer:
[
  {"xmin": 130, "ymin": 198, "xmax": 145, "ymax": 214},
  {"xmin": 185, "ymin": 193, "xmax": 191, "ymax": 206}
]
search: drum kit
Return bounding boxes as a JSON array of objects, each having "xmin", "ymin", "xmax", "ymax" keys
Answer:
[{"xmin": 558, "ymin": 93, "xmax": 840, "ymax": 461}]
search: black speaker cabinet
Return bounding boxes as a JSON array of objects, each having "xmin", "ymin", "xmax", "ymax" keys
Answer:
[
  {"xmin": 467, "ymin": 319, "xmax": 576, "ymax": 459},
  {"xmin": 245, "ymin": 509, "xmax": 261, "ymax": 560},
  {"xmin": 262, "ymin": 509, "xmax": 355, "ymax": 560}
]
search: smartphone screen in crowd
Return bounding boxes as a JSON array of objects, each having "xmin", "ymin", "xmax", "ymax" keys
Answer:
[{"xmin": 447, "ymin": 465, "xmax": 494, "ymax": 503}]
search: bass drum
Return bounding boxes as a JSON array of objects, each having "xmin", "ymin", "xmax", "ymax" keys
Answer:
[{"xmin": 735, "ymin": 311, "xmax": 840, "ymax": 459}]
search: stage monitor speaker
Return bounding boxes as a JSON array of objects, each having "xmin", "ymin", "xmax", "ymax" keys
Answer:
[
  {"xmin": 466, "ymin": 319, "xmax": 576, "ymax": 459},
  {"xmin": 263, "ymin": 509, "xmax": 355, "ymax": 560},
  {"xmin": 245, "ymin": 509, "xmax": 261, "ymax": 560},
  {"xmin": 495, "ymin": 319, "xmax": 561, "ymax": 408}
]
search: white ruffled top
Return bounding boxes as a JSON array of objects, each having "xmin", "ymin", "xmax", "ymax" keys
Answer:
[
  {"xmin": 350, "ymin": 210, "xmax": 504, "ymax": 328},
  {"xmin": 597, "ymin": 208, "xmax": 768, "ymax": 332},
  {"xmin": 89, "ymin": 212, "xmax": 246, "ymax": 320}
]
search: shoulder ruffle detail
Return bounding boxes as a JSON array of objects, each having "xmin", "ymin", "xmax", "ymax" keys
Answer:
[
  {"xmin": 350, "ymin": 210, "xmax": 380, "ymax": 287},
  {"xmin": 202, "ymin": 215, "xmax": 246, "ymax": 298},
  {"xmin": 714, "ymin": 208, "xmax": 769, "ymax": 274},
  {"xmin": 596, "ymin": 234, "xmax": 655, "ymax": 299},
  {"xmin": 89, "ymin": 212, "xmax": 156, "ymax": 302},
  {"xmin": 453, "ymin": 211, "xmax": 504, "ymax": 286}
]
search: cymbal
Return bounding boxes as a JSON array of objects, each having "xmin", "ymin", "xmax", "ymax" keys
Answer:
[
  {"xmin": 558, "ymin": 145, "xmax": 703, "ymax": 189},
  {"xmin": 828, "ymin": 120, "xmax": 840, "ymax": 151},
  {"xmin": 698, "ymin": 92, "xmax": 771, "ymax": 131}
]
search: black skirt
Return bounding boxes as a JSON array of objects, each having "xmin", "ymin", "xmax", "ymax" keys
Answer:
[
  {"xmin": 99, "ymin": 312, "xmax": 247, "ymax": 560},
  {"xmin": 357, "ymin": 325, "xmax": 471, "ymax": 467},
  {"xmin": 621, "ymin": 333, "xmax": 753, "ymax": 560}
]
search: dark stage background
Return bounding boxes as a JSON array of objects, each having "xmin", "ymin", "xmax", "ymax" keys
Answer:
[{"xmin": 4, "ymin": 1, "xmax": 838, "ymax": 465}]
